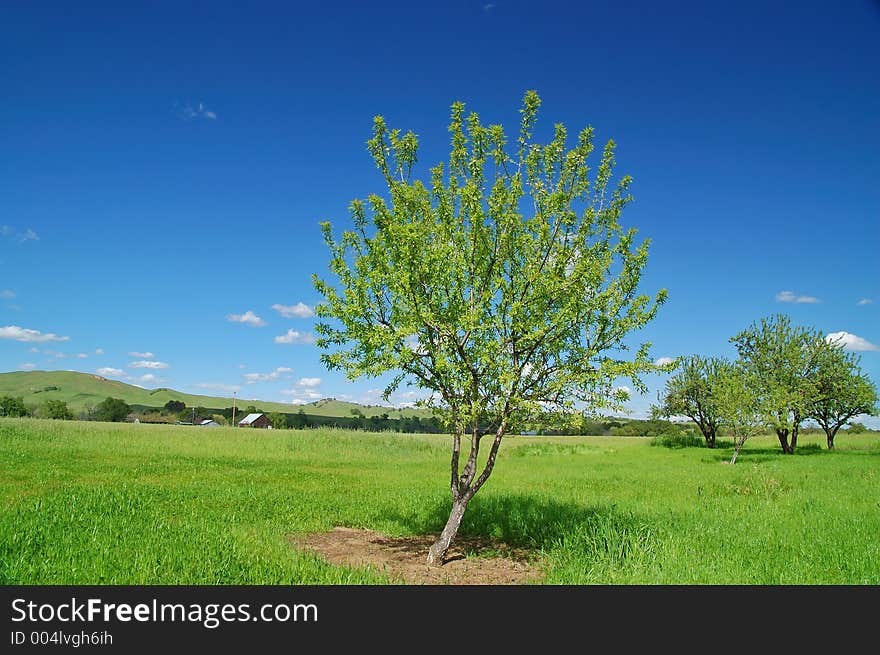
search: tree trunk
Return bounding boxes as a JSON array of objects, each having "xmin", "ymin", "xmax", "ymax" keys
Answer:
[
  {"xmin": 776, "ymin": 429, "xmax": 791, "ymax": 454},
  {"xmin": 426, "ymin": 496, "xmax": 470, "ymax": 566},
  {"xmin": 706, "ymin": 430, "xmax": 716, "ymax": 449},
  {"xmin": 730, "ymin": 442, "xmax": 742, "ymax": 465},
  {"xmin": 789, "ymin": 425, "xmax": 798, "ymax": 453},
  {"xmin": 826, "ymin": 425, "xmax": 839, "ymax": 450},
  {"xmin": 426, "ymin": 417, "xmax": 509, "ymax": 567}
]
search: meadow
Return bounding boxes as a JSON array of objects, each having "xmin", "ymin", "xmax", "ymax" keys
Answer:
[{"xmin": 1, "ymin": 418, "xmax": 878, "ymax": 584}]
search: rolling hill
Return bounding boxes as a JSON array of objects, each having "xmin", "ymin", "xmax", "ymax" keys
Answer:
[{"xmin": 0, "ymin": 370, "xmax": 430, "ymax": 419}]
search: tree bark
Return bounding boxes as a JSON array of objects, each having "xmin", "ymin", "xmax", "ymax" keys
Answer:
[
  {"xmin": 730, "ymin": 442, "xmax": 742, "ymax": 465},
  {"xmin": 426, "ymin": 420, "xmax": 509, "ymax": 566},
  {"xmin": 826, "ymin": 425, "xmax": 840, "ymax": 450},
  {"xmin": 789, "ymin": 425, "xmax": 798, "ymax": 453},
  {"xmin": 776, "ymin": 429, "xmax": 792, "ymax": 454},
  {"xmin": 426, "ymin": 496, "xmax": 470, "ymax": 566}
]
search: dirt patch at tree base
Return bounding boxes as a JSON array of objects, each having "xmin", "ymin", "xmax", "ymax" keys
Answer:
[{"xmin": 290, "ymin": 527, "xmax": 544, "ymax": 585}]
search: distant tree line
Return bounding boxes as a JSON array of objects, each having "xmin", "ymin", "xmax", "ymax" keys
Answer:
[{"xmin": 0, "ymin": 395, "xmax": 130, "ymax": 422}]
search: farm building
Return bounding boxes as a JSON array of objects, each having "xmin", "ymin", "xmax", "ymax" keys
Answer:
[
  {"xmin": 238, "ymin": 413, "xmax": 273, "ymax": 429},
  {"xmin": 198, "ymin": 419, "xmax": 221, "ymax": 427}
]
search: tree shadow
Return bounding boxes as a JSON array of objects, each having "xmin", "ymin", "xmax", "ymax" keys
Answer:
[
  {"xmin": 383, "ymin": 493, "xmax": 656, "ymax": 554},
  {"xmin": 705, "ymin": 441, "xmax": 830, "ymax": 463}
]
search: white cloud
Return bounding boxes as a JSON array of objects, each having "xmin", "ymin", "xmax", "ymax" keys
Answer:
[
  {"xmin": 129, "ymin": 360, "xmax": 170, "ymax": 369},
  {"xmin": 44, "ymin": 349, "xmax": 67, "ymax": 359},
  {"xmin": 18, "ymin": 229, "xmax": 39, "ymax": 242},
  {"xmin": 28, "ymin": 347, "xmax": 39, "ymax": 353},
  {"xmin": 391, "ymin": 389, "xmax": 430, "ymax": 408},
  {"xmin": 128, "ymin": 351, "xmax": 155, "ymax": 358},
  {"xmin": 2, "ymin": 225, "xmax": 40, "ymax": 244},
  {"xmin": 0, "ymin": 289, "xmax": 14, "ymax": 299},
  {"xmin": 776, "ymin": 290, "xmax": 820, "ymax": 304},
  {"xmin": 94, "ymin": 348, "xmax": 105, "ymax": 355},
  {"xmin": 76, "ymin": 353, "xmax": 88, "ymax": 359},
  {"xmin": 654, "ymin": 357, "xmax": 676, "ymax": 366},
  {"xmin": 272, "ymin": 302, "xmax": 315, "ymax": 318},
  {"xmin": 0, "ymin": 325, "xmax": 69, "ymax": 343},
  {"xmin": 826, "ymin": 331, "xmax": 879, "ymax": 352},
  {"xmin": 182, "ymin": 102, "xmax": 217, "ymax": 120},
  {"xmin": 280, "ymin": 388, "xmax": 323, "ymax": 401},
  {"xmin": 137, "ymin": 374, "xmax": 158, "ymax": 383},
  {"xmin": 274, "ymin": 329, "xmax": 316, "ymax": 344},
  {"xmin": 857, "ymin": 298, "xmax": 873, "ymax": 306},
  {"xmin": 243, "ymin": 367, "xmax": 293, "ymax": 384},
  {"xmin": 358, "ymin": 387, "xmax": 429, "ymax": 409},
  {"xmin": 227, "ymin": 310, "xmax": 266, "ymax": 327},
  {"xmin": 96, "ymin": 367, "xmax": 125, "ymax": 377},
  {"xmin": 194, "ymin": 382, "xmax": 241, "ymax": 393},
  {"xmin": 280, "ymin": 377, "xmax": 325, "ymax": 403},
  {"xmin": 19, "ymin": 362, "xmax": 36, "ymax": 370}
]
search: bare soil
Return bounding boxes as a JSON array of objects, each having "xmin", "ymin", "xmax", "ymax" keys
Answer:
[{"xmin": 290, "ymin": 527, "xmax": 544, "ymax": 585}]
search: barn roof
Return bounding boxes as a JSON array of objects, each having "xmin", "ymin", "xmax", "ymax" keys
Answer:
[{"xmin": 238, "ymin": 413, "xmax": 265, "ymax": 425}]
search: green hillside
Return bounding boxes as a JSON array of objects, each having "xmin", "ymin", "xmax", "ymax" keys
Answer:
[{"xmin": 0, "ymin": 370, "xmax": 429, "ymax": 419}]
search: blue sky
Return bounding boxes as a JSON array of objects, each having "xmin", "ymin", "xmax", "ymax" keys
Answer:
[{"xmin": 1, "ymin": 1, "xmax": 878, "ymax": 422}]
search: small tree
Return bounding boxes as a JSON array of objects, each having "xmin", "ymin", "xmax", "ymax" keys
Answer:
[
  {"xmin": 652, "ymin": 355, "xmax": 731, "ymax": 448},
  {"xmin": 80, "ymin": 404, "xmax": 96, "ymax": 421},
  {"xmin": 164, "ymin": 399, "xmax": 186, "ymax": 414},
  {"xmin": 0, "ymin": 395, "xmax": 29, "ymax": 417},
  {"xmin": 731, "ymin": 314, "xmax": 833, "ymax": 454},
  {"xmin": 95, "ymin": 397, "xmax": 131, "ymax": 422},
  {"xmin": 314, "ymin": 91, "xmax": 666, "ymax": 565},
  {"xmin": 267, "ymin": 412, "xmax": 288, "ymax": 429},
  {"xmin": 41, "ymin": 399, "xmax": 74, "ymax": 420},
  {"xmin": 714, "ymin": 366, "xmax": 767, "ymax": 464},
  {"xmin": 809, "ymin": 344, "xmax": 878, "ymax": 450}
]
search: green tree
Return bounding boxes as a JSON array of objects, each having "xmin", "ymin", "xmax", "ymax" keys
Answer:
[
  {"xmin": 714, "ymin": 365, "xmax": 767, "ymax": 465},
  {"xmin": 267, "ymin": 412, "xmax": 288, "ymax": 429},
  {"xmin": 291, "ymin": 409, "xmax": 309, "ymax": 429},
  {"xmin": 808, "ymin": 344, "xmax": 878, "ymax": 449},
  {"xmin": 95, "ymin": 397, "xmax": 131, "ymax": 423},
  {"xmin": 652, "ymin": 355, "xmax": 731, "ymax": 448},
  {"xmin": 164, "ymin": 399, "xmax": 186, "ymax": 413},
  {"xmin": 41, "ymin": 399, "xmax": 74, "ymax": 420},
  {"xmin": 0, "ymin": 395, "xmax": 29, "ymax": 417},
  {"xmin": 731, "ymin": 314, "xmax": 833, "ymax": 454},
  {"xmin": 313, "ymin": 91, "xmax": 666, "ymax": 565}
]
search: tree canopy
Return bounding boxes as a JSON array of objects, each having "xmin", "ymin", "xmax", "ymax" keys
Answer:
[
  {"xmin": 95, "ymin": 397, "xmax": 131, "ymax": 423},
  {"xmin": 809, "ymin": 343, "xmax": 878, "ymax": 449},
  {"xmin": 730, "ymin": 314, "xmax": 834, "ymax": 454},
  {"xmin": 314, "ymin": 91, "xmax": 666, "ymax": 564},
  {"xmin": 652, "ymin": 355, "xmax": 730, "ymax": 448},
  {"xmin": 0, "ymin": 395, "xmax": 29, "ymax": 418}
]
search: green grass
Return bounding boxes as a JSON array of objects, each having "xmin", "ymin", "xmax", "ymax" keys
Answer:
[
  {"xmin": 0, "ymin": 370, "xmax": 428, "ymax": 418},
  {"xmin": 1, "ymin": 418, "xmax": 878, "ymax": 584}
]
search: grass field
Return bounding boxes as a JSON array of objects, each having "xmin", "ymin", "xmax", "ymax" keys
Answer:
[{"xmin": 1, "ymin": 418, "xmax": 878, "ymax": 584}]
